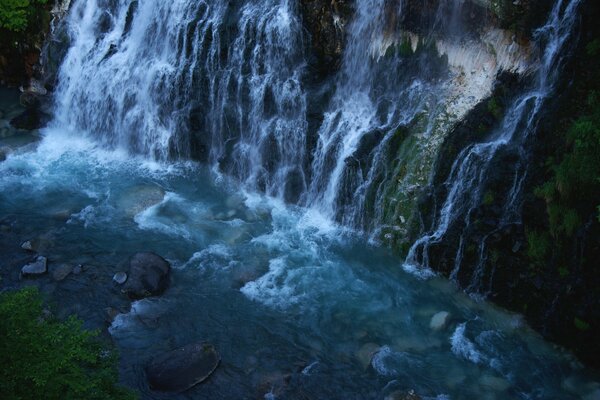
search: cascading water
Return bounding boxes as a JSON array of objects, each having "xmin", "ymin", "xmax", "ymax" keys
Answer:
[
  {"xmin": 54, "ymin": 0, "xmax": 308, "ymax": 200},
  {"xmin": 53, "ymin": 0, "xmax": 532, "ymax": 238},
  {"xmin": 405, "ymin": 0, "xmax": 583, "ymax": 289}
]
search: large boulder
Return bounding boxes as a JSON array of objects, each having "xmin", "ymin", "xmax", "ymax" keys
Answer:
[
  {"xmin": 146, "ymin": 342, "xmax": 220, "ymax": 393},
  {"xmin": 21, "ymin": 256, "xmax": 48, "ymax": 276},
  {"xmin": 121, "ymin": 252, "xmax": 170, "ymax": 299},
  {"xmin": 10, "ymin": 108, "xmax": 51, "ymax": 130}
]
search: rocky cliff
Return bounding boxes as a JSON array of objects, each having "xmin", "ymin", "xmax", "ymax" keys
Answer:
[{"xmin": 299, "ymin": 0, "xmax": 599, "ymax": 369}]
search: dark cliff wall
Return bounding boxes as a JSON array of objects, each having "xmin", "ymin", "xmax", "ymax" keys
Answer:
[
  {"xmin": 298, "ymin": 0, "xmax": 354, "ymax": 75},
  {"xmin": 0, "ymin": 3, "xmax": 53, "ymax": 87},
  {"xmin": 415, "ymin": 0, "xmax": 600, "ymax": 369}
]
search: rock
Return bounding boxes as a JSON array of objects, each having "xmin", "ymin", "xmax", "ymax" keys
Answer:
[
  {"xmin": 429, "ymin": 311, "xmax": 451, "ymax": 331},
  {"xmin": 480, "ymin": 374, "xmax": 511, "ymax": 392},
  {"xmin": 51, "ymin": 263, "xmax": 73, "ymax": 281},
  {"xmin": 0, "ymin": 147, "xmax": 8, "ymax": 162},
  {"xmin": 385, "ymin": 390, "xmax": 422, "ymax": 400},
  {"xmin": 21, "ymin": 240, "xmax": 34, "ymax": 251},
  {"xmin": 19, "ymin": 91, "xmax": 41, "ymax": 108},
  {"xmin": 10, "ymin": 108, "xmax": 50, "ymax": 130},
  {"xmin": 584, "ymin": 388, "xmax": 600, "ymax": 400},
  {"xmin": 225, "ymin": 193, "xmax": 245, "ymax": 209},
  {"xmin": 113, "ymin": 271, "xmax": 127, "ymax": 285},
  {"xmin": 21, "ymin": 256, "xmax": 48, "ymax": 276},
  {"xmin": 20, "ymin": 233, "xmax": 55, "ymax": 253},
  {"xmin": 116, "ymin": 185, "xmax": 165, "ymax": 216},
  {"xmin": 146, "ymin": 342, "xmax": 220, "ymax": 393},
  {"xmin": 356, "ymin": 342, "xmax": 380, "ymax": 370},
  {"xmin": 104, "ymin": 307, "xmax": 121, "ymax": 324},
  {"xmin": 298, "ymin": 0, "xmax": 353, "ymax": 74},
  {"xmin": 122, "ymin": 252, "xmax": 170, "ymax": 299}
]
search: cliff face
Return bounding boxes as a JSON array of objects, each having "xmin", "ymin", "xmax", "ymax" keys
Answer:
[
  {"xmin": 298, "ymin": 0, "xmax": 354, "ymax": 74},
  {"xmin": 299, "ymin": 0, "xmax": 599, "ymax": 368}
]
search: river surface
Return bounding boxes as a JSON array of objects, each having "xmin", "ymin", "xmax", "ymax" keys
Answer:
[{"xmin": 1, "ymin": 88, "xmax": 599, "ymax": 399}]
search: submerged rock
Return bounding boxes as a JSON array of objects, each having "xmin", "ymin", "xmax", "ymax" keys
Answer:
[
  {"xmin": 356, "ymin": 342, "xmax": 381, "ymax": 370},
  {"xmin": 72, "ymin": 264, "xmax": 83, "ymax": 274},
  {"xmin": 122, "ymin": 252, "xmax": 170, "ymax": 299},
  {"xmin": 146, "ymin": 342, "xmax": 220, "ymax": 393},
  {"xmin": 21, "ymin": 240, "xmax": 34, "ymax": 251},
  {"xmin": 51, "ymin": 263, "xmax": 73, "ymax": 281},
  {"xmin": 480, "ymin": 374, "xmax": 511, "ymax": 392},
  {"xmin": 113, "ymin": 271, "xmax": 127, "ymax": 285},
  {"xmin": 104, "ymin": 307, "xmax": 121, "ymax": 324},
  {"xmin": 21, "ymin": 256, "xmax": 48, "ymax": 276},
  {"xmin": 116, "ymin": 185, "xmax": 165, "ymax": 216},
  {"xmin": 429, "ymin": 311, "xmax": 451, "ymax": 331},
  {"xmin": 385, "ymin": 390, "xmax": 422, "ymax": 400}
]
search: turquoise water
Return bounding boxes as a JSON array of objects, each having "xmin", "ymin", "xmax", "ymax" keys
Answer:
[{"xmin": 0, "ymin": 92, "xmax": 599, "ymax": 399}]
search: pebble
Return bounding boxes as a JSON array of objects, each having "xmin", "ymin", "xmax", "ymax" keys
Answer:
[
  {"xmin": 430, "ymin": 311, "xmax": 451, "ymax": 331},
  {"xmin": 113, "ymin": 271, "xmax": 128, "ymax": 285},
  {"xmin": 51, "ymin": 264, "xmax": 73, "ymax": 281}
]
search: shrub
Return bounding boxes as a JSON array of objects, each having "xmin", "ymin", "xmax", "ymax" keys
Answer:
[
  {"xmin": 526, "ymin": 230, "xmax": 550, "ymax": 262},
  {"xmin": 0, "ymin": 287, "xmax": 137, "ymax": 400},
  {"xmin": 0, "ymin": 0, "xmax": 48, "ymax": 33}
]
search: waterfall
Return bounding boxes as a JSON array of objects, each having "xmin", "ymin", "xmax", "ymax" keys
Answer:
[
  {"xmin": 53, "ymin": 0, "xmax": 307, "ymax": 201},
  {"xmin": 405, "ymin": 0, "xmax": 583, "ymax": 286},
  {"xmin": 51, "ymin": 0, "xmax": 577, "ymax": 259}
]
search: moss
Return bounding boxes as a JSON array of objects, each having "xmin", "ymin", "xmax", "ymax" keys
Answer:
[
  {"xmin": 526, "ymin": 230, "xmax": 550, "ymax": 262},
  {"xmin": 574, "ymin": 317, "xmax": 591, "ymax": 332},
  {"xmin": 482, "ymin": 190, "xmax": 495, "ymax": 206},
  {"xmin": 487, "ymin": 97, "xmax": 503, "ymax": 120}
]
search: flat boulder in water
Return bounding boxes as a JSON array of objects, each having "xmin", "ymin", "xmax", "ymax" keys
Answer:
[
  {"xmin": 51, "ymin": 263, "xmax": 73, "ymax": 281},
  {"xmin": 117, "ymin": 185, "xmax": 165, "ymax": 216},
  {"xmin": 21, "ymin": 256, "xmax": 48, "ymax": 276},
  {"xmin": 429, "ymin": 311, "xmax": 451, "ymax": 331},
  {"xmin": 146, "ymin": 342, "xmax": 220, "ymax": 393},
  {"xmin": 122, "ymin": 252, "xmax": 170, "ymax": 299}
]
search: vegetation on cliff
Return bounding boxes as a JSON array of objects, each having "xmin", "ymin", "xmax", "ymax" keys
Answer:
[
  {"xmin": 0, "ymin": 287, "xmax": 136, "ymax": 400},
  {"xmin": 0, "ymin": 0, "xmax": 52, "ymax": 85},
  {"xmin": 0, "ymin": 0, "xmax": 49, "ymax": 32},
  {"xmin": 529, "ymin": 38, "xmax": 600, "ymax": 267}
]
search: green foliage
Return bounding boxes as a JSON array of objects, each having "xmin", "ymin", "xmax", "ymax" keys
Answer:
[
  {"xmin": 487, "ymin": 97, "xmax": 503, "ymax": 120},
  {"xmin": 482, "ymin": 190, "xmax": 495, "ymax": 206},
  {"xmin": 0, "ymin": 0, "xmax": 48, "ymax": 32},
  {"xmin": 586, "ymin": 39, "xmax": 600, "ymax": 57},
  {"xmin": 0, "ymin": 287, "xmax": 137, "ymax": 400},
  {"xmin": 574, "ymin": 317, "xmax": 591, "ymax": 332},
  {"xmin": 534, "ymin": 92, "xmax": 600, "ymax": 240},
  {"xmin": 526, "ymin": 230, "xmax": 550, "ymax": 262}
]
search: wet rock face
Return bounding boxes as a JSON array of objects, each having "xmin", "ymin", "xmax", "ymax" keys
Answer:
[{"xmin": 298, "ymin": 0, "xmax": 354, "ymax": 75}]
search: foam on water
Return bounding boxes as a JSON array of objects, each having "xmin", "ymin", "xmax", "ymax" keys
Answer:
[{"xmin": 451, "ymin": 322, "xmax": 485, "ymax": 365}]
